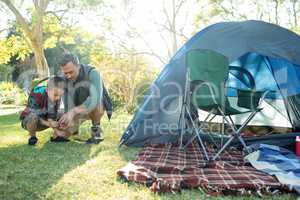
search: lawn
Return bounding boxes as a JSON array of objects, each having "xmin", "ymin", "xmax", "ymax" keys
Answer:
[{"xmin": 0, "ymin": 111, "xmax": 297, "ymax": 200}]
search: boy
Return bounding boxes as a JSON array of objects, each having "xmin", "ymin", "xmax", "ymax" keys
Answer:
[{"xmin": 20, "ymin": 76, "xmax": 67, "ymax": 145}]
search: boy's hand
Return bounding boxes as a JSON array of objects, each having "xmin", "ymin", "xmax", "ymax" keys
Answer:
[{"xmin": 40, "ymin": 118, "xmax": 58, "ymax": 128}]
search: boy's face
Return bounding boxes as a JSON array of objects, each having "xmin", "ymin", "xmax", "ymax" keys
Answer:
[{"xmin": 48, "ymin": 87, "xmax": 64, "ymax": 102}]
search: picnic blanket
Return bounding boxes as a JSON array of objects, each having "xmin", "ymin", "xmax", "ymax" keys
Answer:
[
  {"xmin": 117, "ymin": 142, "xmax": 282, "ymax": 194},
  {"xmin": 246, "ymin": 144, "xmax": 300, "ymax": 194}
]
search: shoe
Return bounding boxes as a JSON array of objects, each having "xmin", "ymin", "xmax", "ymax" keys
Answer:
[
  {"xmin": 72, "ymin": 130, "xmax": 79, "ymax": 135},
  {"xmin": 86, "ymin": 137, "xmax": 104, "ymax": 144},
  {"xmin": 86, "ymin": 126, "xmax": 104, "ymax": 144},
  {"xmin": 50, "ymin": 136, "xmax": 70, "ymax": 142},
  {"xmin": 73, "ymin": 130, "xmax": 79, "ymax": 135},
  {"xmin": 28, "ymin": 136, "xmax": 38, "ymax": 145}
]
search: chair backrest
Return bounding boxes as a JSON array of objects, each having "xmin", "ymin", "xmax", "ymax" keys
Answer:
[{"xmin": 186, "ymin": 49, "xmax": 229, "ymax": 109}]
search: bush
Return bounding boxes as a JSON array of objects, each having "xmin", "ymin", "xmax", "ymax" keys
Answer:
[
  {"xmin": 0, "ymin": 82, "xmax": 27, "ymax": 106},
  {"xmin": 0, "ymin": 64, "xmax": 14, "ymax": 82}
]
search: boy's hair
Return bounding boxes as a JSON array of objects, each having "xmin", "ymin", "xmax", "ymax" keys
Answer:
[
  {"xmin": 47, "ymin": 76, "xmax": 65, "ymax": 90},
  {"xmin": 59, "ymin": 53, "xmax": 79, "ymax": 66}
]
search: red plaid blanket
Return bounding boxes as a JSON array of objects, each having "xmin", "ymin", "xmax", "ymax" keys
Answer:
[{"xmin": 117, "ymin": 142, "xmax": 282, "ymax": 194}]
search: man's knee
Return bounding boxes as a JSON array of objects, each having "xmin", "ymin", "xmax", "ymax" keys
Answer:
[{"xmin": 88, "ymin": 104, "xmax": 105, "ymax": 121}]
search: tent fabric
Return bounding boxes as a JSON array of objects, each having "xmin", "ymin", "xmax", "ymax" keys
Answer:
[
  {"xmin": 120, "ymin": 20, "xmax": 300, "ymax": 147},
  {"xmin": 245, "ymin": 144, "xmax": 300, "ymax": 194}
]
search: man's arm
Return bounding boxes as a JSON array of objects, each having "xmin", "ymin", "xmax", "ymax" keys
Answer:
[
  {"xmin": 58, "ymin": 70, "xmax": 103, "ymax": 128},
  {"xmin": 72, "ymin": 69, "xmax": 103, "ymax": 115}
]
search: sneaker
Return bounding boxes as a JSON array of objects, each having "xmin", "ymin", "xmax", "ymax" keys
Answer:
[
  {"xmin": 73, "ymin": 130, "xmax": 79, "ymax": 135},
  {"xmin": 28, "ymin": 136, "xmax": 38, "ymax": 145},
  {"xmin": 86, "ymin": 126, "xmax": 104, "ymax": 144},
  {"xmin": 50, "ymin": 136, "xmax": 70, "ymax": 142}
]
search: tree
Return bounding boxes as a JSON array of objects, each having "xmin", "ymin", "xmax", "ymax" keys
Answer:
[
  {"xmin": 106, "ymin": 0, "xmax": 197, "ymax": 67},
  {"xmin": 0, "ymin": 0, "xmax": 50, "ymax": 77},
  {"xmin": 288, "ymin": 0, "xmax": 300, "ymax": 33},
  {"xmin": 195, "ymin": 0, "xmax": 300, "ymax": 33},
  {"xmin": 90, "ymin": 44, "xmax": 158, "ymax": 113},
  {"xmin": 0, "ymin": 0, "xmax": 104, "ymax": 77}
]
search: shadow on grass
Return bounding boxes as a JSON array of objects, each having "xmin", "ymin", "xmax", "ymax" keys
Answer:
[
  {"xmin": 0, "ymin": 141, "xmax": 99, "ymax": 200},
  {"xmin": 0, "ymin": 113, "xmax": 102, "ymax": 200},
  {"xmin": 0, "ymin": 140, "xmax": 105, "ymax": 200}
]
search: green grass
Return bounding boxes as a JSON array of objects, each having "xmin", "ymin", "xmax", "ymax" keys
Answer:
[{"xmin": 0, "ymin": 111, "xmax": 297, "ymax": 200}]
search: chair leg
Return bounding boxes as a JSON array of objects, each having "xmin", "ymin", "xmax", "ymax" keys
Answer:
[
  {"xmin": 237, "ymin": 135, "xmax": 250, "ymax": 154},
  {"xmin": 206, "ymin": 114, "xmax": 220, "ymax": 149},
  {"xmin": 212, "ymin": 107, "xmax": 261, "ymax": 160},
  {"xmin": 186, "ymin": 107, "xmax": 209, "ymax": 160},
  {"xmin": 179, "ymin": 104, "xmax": 186, "ymax": 149},
  {"xmin": 212, "ymin": 131, "xmax": 250, "ymax": 161},
  {"xmin": 212, "ymin": 135, "xmax": 235, "ymax": 160},
  {"xmin": 183, "ymin": 112, "xmax": 212, "ymax": 149}
]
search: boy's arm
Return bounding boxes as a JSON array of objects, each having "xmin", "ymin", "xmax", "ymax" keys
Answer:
[{"xmin": 39, "ymin": 118, "xmax": 59, "ymax": 128}]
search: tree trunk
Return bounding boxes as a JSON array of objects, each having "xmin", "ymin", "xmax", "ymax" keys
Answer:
[
  {"xmin": 32, "ymin": 42, "xmax": 49, "ymax": 78},
  {"xmin": 0, "ymin": 0, "xmax": 50, "ymax": 78},
  {"xmin": 274, "ymin": 0, "xmax": 279, "ymax": 24},
  {"xmin": 171, "ymin": 0, "xmax": 178, "ymax": 56},
  {"xmin": 292, "ymin": 0, "xmax": 298, "ymax": 28}
]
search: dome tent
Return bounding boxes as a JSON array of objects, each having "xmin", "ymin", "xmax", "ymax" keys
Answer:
[{"xmin": 120, "ymin": 20, "xmax": 300, "ymax": 147}]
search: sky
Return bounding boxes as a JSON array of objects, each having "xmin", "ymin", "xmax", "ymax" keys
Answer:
[{"xmin": 80, "ymin": 0, "xmax": 199, "ymax": 68}]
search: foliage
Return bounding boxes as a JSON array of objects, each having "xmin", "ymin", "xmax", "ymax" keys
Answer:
[
  {"xmin": 91, "ymin": 52, "xmax": 159, "ymax": 113},
  {"xmin": 0, "ymin": 15, "xmax": 157, "ymax": 113},
  {"xmin": 0, "ymin": 14, "xmax": 76, "ymax": 67},
  {"xmin": 195, "ymin": 0, "xmax": 300, "ymax": 30},
  {"xmin": 0, "ymin": 82, "xmax": 27, "ymax": 105},
  {"xmin": 0, "ymin": 64, "xmax": 14, "ymax": 81}
]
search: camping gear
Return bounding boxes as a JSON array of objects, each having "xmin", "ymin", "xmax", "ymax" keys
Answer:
[
  {"xmin": 120, "ymin": 20, "xmax": 300, "ymax": 147},
  {"xmin": 180, "ymin": 49, "xmax": 269, "ymax": 160},
  {"xmin": 296, "ymin": 136, "xmax": 300, "ymax": 156},
  {"xmin": 246, "ymin": 144, "xmax": 300, "ymax": 194},
  {"xmin": 117, "ymin": 142, "xmax": 282, "ymax": 194}
]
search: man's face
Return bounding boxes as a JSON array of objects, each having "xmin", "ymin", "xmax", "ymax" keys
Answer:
[
  {"xmin": 61, "ymin": 61, "xmax": 80, "ymax": 81},
  {"xmin": 48, "ymin": 87, "xmax": 64, "ymax": 102}
]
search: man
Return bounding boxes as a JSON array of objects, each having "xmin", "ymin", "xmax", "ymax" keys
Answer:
[
  {"xmin": 58, "ymin": 53, "xmax": 112, "ymax": 144},
  {"xmin": 20, "ymin": 76, "xmax": 67, "ymax": 145}
]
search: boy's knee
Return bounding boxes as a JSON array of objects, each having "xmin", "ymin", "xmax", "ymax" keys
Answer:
[{"xmin": 25, "ymin": 115, "xmax": 39, "ymax": 132}]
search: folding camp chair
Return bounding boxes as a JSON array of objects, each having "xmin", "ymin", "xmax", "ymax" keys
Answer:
[{"xmin": 179, "ymin": 49, "xmax": 269, "ymax": 161}]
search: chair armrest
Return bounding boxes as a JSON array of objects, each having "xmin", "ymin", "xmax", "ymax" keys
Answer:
[{"xmin": 237, "ymin": 89, "xmax": 263, "ymax": 109}]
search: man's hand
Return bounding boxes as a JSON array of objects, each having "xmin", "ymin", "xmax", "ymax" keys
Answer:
[
  {"xmin": 58, "ymin": 111, "xmax": 75, "ymax": 130},
  {"xmin": 48, "ymin": 120, "xmax": 59, "ymax": 128}
]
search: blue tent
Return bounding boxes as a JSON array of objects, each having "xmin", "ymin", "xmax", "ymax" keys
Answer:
[{"xmin": 120, "ymin": 20, "xmax": 300, "ymax": 147}]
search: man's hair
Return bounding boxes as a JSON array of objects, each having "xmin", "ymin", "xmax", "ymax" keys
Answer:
[
  {"xmin": 47, "ymin": 76, "xmax": 65, "ymax": 90},
  {"xmin": 59, "ymin": 53, "xmax": 79, "ymax": 66}
]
